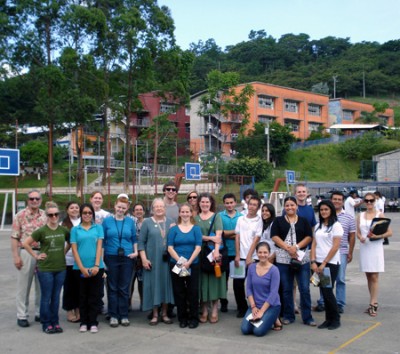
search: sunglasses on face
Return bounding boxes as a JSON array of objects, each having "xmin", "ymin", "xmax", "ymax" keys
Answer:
[
  {"xmin": 187, "ymin": 196, "xmax": 197, "ymax": 200},
  {"xmin": 47, "ymin": 213, "xmax": 59, "ymax": 218},
  {"xmin": 165, "ymin": 188, "xmax": 176, "ymax": 192},
  {"xmin": 29, "ymin": 197, "xmax": 41, "ymax": 201},
  {"xmin": 82, "ymin": 211, "xmax": 93, "ymax": 215},
  {"xmin": 364, "ymin": 199, "xmax": 375, "ymax": 203}
]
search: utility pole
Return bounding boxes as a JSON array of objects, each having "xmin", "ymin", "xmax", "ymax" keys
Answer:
[
  {"xmin": 362, "ymin": 70, "xmax": 366, "ymax": 98},
  {"xmin": 332, "ymin": 75, "xmax": 339, "ymax": 99}
]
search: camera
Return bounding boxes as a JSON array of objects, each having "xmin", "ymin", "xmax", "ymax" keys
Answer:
[
  {"xmin": 118, "ymin": 247, "xmax": 125, "ymax": 257},
  {"xmin": 290, "ymin": 258, "xmax": 302, "ymax": 271}
]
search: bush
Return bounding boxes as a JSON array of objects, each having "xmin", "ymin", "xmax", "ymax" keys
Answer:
[{"xmin": 227, "ymin": 157, "xmax": 272, "ymax": 182}]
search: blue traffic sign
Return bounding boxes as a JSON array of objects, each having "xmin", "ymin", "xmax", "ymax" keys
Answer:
[
  {"xmin": 0, "ymin": 148, "xmax": 20, "ymax": 176},
  {"xmin": 286, "ymin": 170, "xmax": 296, "ymax": 185},
  {"xmin": 184, "ymin": 162, "xmax": 201, "ymax": 181}
]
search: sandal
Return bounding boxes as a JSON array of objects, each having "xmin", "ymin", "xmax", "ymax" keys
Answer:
[
  {"xmin": 273, "ymin": 324, "xmax": 283, "ymax": 331},
  {"xmin": 161, "ymin": 316, "xmax": 173, "ymax": 324},
  {"xmin": 367, "ymin": 304, "xmax": 378, "ymax": 317},
  {"xmin": 209, "ymin": 314, "xmax": 218, "ymax": 324},
  {"xmin": 149, "ymin": 317, "xmax": 159, "ymax": 326},
  {"xmin": 199, "ymin": 313, "xmax": 208, "ymax": 323},
  {"xmin": 281, "ymin": 319, "xmax": 292, "ymax": 325}
]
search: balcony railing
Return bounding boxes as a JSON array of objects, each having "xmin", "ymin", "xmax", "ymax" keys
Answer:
[{"xmin": 130, "ymin": 118, "xmax": 150, "ymax": 127}]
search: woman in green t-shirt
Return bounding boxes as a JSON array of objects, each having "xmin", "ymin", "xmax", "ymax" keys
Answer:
[{"xmin": 23, "ymin": 202, "xmax": 69, "ymax": 334}]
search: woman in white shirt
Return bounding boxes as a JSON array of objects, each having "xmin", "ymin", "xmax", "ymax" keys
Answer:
[{"xmin": 311, "ymin": 200, "xmax": 343, "ymax": 330}]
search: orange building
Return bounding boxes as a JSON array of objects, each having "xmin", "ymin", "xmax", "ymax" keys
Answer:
[{"xmin": 190, "ymin": 82, "xmax": 330, "ymax": 158}]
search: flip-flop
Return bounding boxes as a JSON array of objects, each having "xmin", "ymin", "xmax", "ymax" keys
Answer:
[{"xmin": 273, "ymin": 324, "xmax": 283, "ymax": 331}]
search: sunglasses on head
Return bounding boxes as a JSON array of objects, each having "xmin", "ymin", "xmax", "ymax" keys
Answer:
[
  {"xmin": 29, "ymin": 197, "xmax": 41, "ymax": 201},
  {"xmin": 187, "ymin": 195, "xmax": 197, "ymax": 200},
  {"xmin": 47, "ymin": 213, "xmax": 59, "ymax": 218},
  {"xmin": 364, "ymin": 198, "xmax": 375, "ymax": 203},
  {"xmin": 82, "ymin": 211, "xmax": 93, "ymax": 215},
  {"xmin": 165, "ymin": 188, "xmax": 176, "ymax": 192}
]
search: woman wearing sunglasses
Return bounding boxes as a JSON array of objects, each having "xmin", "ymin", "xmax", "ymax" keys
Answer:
[
  {"xmin": 186, "ymin": 190, "xmax": 199, "ymax": 217},
  {"xmin": 71, "ymin": 203, "xmax": 105, "ymax": 333},
  {"xmin": 357, "ymin": 193, "xmax": 392, "ymax": 317},
  {"xmin": 23, "ymin": 202, "xmax": 70, "ymax": 334}
]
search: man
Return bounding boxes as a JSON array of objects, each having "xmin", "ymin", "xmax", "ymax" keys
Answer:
[
  {"xmin": 315, "ymin": 191, "xmax": 356, "ymax": 313},
  {"xmin": 218, "ymin": 193, "xmax": 242, "ymax": 313},
  {"xmin": 11, "ymin": 190, "xmax": 47, "ymax": 327},
  {"xmin": 344, "ymin": 190, "xmax": 363, "ymax": 218},
  {"xmin": 294, "ymin": 184, "xmax": 317, "ymax": 228},
  {"xmin": 163, "ymin": 181, "xmax": 179, "ymax": 223},
  {"xmin": 234, "ymin": 196, "xmax": 263, "ymax": 318},
  {"xmin": 291, "ymin": 184, "xmax": 317, "ymax": 314},
  {"xmin": 240, "ymin": 188, "xmax": 261, "ymax": 217}
]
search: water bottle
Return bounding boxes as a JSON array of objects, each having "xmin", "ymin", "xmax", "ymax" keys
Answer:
[{"xmin": 214, "ymin": 262, "xmax": 222, "ymax": 278}]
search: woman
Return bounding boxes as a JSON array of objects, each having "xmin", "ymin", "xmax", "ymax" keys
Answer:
[
  {"xmin": 23, "ymin": 202, "xmax": 69, "ymax": 334},
  {"xmin": 90, "ymin": 191, "xmax": 110, "ymax": 224},
  {"xmin": 129, "ymin": 202, "xmax": 145, "ymax": 310},
  {"xmin": 271, "ymin": 196, "xmax": 316, "ymax": 326},
  {"xmin": 61, "ymin": 202, "xmax": 81, "ymax": 323},
  {"xmin": 103, "ymin": 196, "xmax": 137, "ymax": 327},
  {"xmin": 261, "ymin": 203, "xmax": 277, "ymax": 262},
  {"xmin": 195, "ymin": 192, "xmax": 225, "ymax": 324},
  {"xmin": 310, "ymin": 200, "xmax": 343, "ymax": 330},
  {"xmin": 168, "ymin": 203, "xmax": 202, "ymax": 329},
  {"xmin": 357, "ymin": 192, "xmax": 392, "ymax": 317},
  {"xmin": 138, "ymin": 198, "xmax": 175, "ymax": 325},
  {"xmin": 186, "ymin": 190, "xmax": 199, "ymax": 217},
  {"xmin": 71, "ymin": 203, "xmax": 105, "ymax": 334},
  {"xmin": 240, "ymin": 242, "xmax": 281, "ymax": 337}
]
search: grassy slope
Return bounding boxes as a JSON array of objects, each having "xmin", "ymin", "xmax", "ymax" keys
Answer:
[{"xmin": 284, "ymin": 144, "xmax": 360, "ymax": 182}]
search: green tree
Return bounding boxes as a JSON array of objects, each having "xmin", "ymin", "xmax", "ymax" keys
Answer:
[{"xmin": 226, "ymin": 157, "xmax": 272, "ymax": 182}]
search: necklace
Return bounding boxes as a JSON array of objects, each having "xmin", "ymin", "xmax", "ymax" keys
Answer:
[{"xmin": 285, "ymin": 215, "xmax": 298, "ymax": 224}]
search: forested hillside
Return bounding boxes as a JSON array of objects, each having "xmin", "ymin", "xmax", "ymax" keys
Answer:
[{"xmin": 188, "ymin": 30, "xmax": 400, "ymax": 100}]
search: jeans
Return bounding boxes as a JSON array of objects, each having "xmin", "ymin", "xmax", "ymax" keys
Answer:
[
  {"xmin": 104, "ymin": 255, "xmax": 135, "ymax": 319},
  {"xmin": 317, "ymin": 253, "xmax": 347, "ymax": 308},
  {"xmin": 16, "ymin": 249, "xmax": 41, "ymax": 320},
  {"xmin": 170, "ymin": 263, "xmax": 200, "ymax": 323},
  {"xmin": 241, "ymin": 305, "xmax": 281, "ymax": 337},
  {"xmin": 233, "ymin": 259, "xmax": 249, "ymax": 314},
  {"xmin": 37, "ymin": 270, "xmax": 66, "ymax": 330},
  {"xmin": 277, "ymin": 262, "xmax": 314, "ymax": 324}
]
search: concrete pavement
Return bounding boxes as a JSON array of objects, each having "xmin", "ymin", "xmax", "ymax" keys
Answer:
[{"xmin": 0, "ymin": 214, "xmax": 399, "ymax": 354}]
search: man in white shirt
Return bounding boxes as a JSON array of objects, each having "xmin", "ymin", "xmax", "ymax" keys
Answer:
[
  {"xmin": 344, "ymin": 191, "xmax": 363, "ymax": 218},
  {"xmin": 234, "ymin": 196, "xmax": 263, "ymax": 318}
]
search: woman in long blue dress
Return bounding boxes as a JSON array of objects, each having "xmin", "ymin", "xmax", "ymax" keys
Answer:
[{"xmin": 138, "ymin": 198, "xmax": 174, "ymax": 325}]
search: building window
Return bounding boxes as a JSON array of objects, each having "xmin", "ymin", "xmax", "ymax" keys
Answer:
[
  {"xmin": 284, "ymin": 100, "xmax": 298, "ymax": 113},
  {"xmin": 185, "ymin": 107, "xmax": 190, "ymax": 116},
  {"xmin": 284, "ymin": 119, "xmax": 300, "ymax": 132},
  {"xmin": 308, "ymin": 104, "xmax": 321, "ymax": 116},
  {"xmin": 258, "ymin": 95, "xmax": 274, "ymax": 109},
  {"xmin": 308, "ymin": 123, "xmax": 322, "ymax": 131},
  {"xmin": 258, "ymin": 115, "xmax": 275, "ymax": 125},
  {"xmin": 343, "ymin": 110, "xmax": 353, "ymax": 120},
  {"xmin": 185, "ymin": 123, "xmax": 190, "ymax": 133},
  {"xmin": 160, "ymin": 102, "xmax": 176, "ymax": 114}
]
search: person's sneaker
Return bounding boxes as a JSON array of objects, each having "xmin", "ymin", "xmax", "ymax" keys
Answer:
[
  {"xmin": 17, "ymin": 319, "xmax": 30, "ymax": 328},
  {"xmin": 338, "ymin": 306, "xmax": 344, "ymax": 314},
  {"xmin": 79, "ymin": 325, "xmax": 88, "ymax": 333},
  {"xmin": 90, "ymin": 325, "xmax": 98, "ymax": 333},
  {"xmin": 54, "ymin": 325, "xmax": 63, "ymax": 333},
  {"xmin": 313, "ymin": 304, "xmax": 325, "ymax": 312},
  {"xmin": 236, "ymin": 310, "xmax": 246, "ymax": 318},
  {"xmin": 328, "ymin": 322, "xmax": 341, "ymax": 330},
  {"xmin": 43, "ymin": 325, "xmax": 55, "ymax": 334},
  {"xmin": 317, "ymin": 321, "xmax": 331, "ymax": 329},
  {"xmin": 120, "ymin": 318, "xmax": 130, "ymax": 327},
  {"xmin": 110, "ymin": 317, "xmax": 119, "ymax": 328},
  {"xmin": 34, "ymin": 316, "xmax": 41, "ymax": 322}
]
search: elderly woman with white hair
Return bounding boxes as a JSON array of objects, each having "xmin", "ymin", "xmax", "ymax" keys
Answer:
[{"xmin": 138, "ymin": 198, "xmax": 175, "ymax": 325}]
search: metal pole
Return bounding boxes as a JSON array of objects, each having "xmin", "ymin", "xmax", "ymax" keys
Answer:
[{"xmin": 208, "ymin": 99, "xmax": 212, "ymax": 153}]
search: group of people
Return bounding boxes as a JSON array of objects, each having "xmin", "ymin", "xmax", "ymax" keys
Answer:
[{"xmin": 10, "ymin": 182, "xmax": 391, "ymax": 337}]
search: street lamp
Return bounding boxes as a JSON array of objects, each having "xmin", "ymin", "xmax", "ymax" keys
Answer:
[{"xmin": 265, "ymin": 122, "xmax": 270, "ymax": 162}]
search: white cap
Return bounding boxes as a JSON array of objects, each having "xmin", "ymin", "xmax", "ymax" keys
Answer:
[{"xmin": 117, "ymin": 193, "xmax": 130, "ymax": 201}]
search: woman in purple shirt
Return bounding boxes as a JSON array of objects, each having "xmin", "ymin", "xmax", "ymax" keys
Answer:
[{"xmin": 241, "ymin": 242, "xmax": 281, "ymax": 337}]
